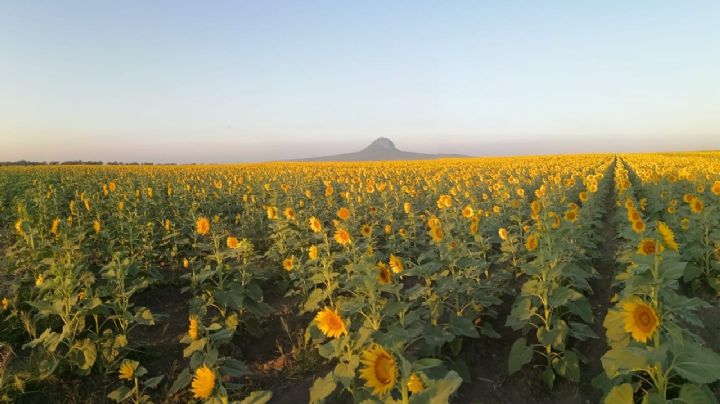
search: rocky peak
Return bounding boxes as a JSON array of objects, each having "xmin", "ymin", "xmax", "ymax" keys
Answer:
[{"xmin": 364, "ymin": 137, "xmax": 397, "ymax": 152}]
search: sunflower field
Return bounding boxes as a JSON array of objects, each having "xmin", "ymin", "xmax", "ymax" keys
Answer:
[{"xmin": 1, "ymin": 154, "xmax": 719, "ymax": 403}]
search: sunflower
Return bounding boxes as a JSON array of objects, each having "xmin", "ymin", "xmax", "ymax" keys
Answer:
[
  {"xmin": 429, "ymin": 226, "xmax": 444, "ymax": 243},
  {"xmin": 712, "ymin": 180, "xmax": 720, "ymax": 196},
  {"xmin": 403, "ymin": 202, "xmax": 412, "ymax": 214},
  {"xmin": 525, "ymin": 234, "xmax": 539, "ymax": 251},
  {"xmin": 266, "ymin": 206, "xmax": 278, "ymax": 220},
  {"xmin": 360, "ymin": 224, "xmax": 372, "ymax": 238},
  {"xmin": 631, "ymin": 220, "xmax": 646, "ymax": 234},
  {"xmin": 334, "ymin": 227, "xmax": 352, "ymax": 246},
  {"xmin": 531, "ymin": 200, "xmax": 542, "ymax": 214},
  {"xmin": 188, "ymin": 315, "xmax": 199, "ymax": 340},
  {"xmin": 1, "ymin": 297, "xmax": 9, "ymax": 311},
  {"xmin": 564, "ymin": 209, "xmax": 578, "ymax": 222},
  {"xmin": 579, "ymin": 191, "xmax": 588, "ymax": 202},
  {"xmin": 50, "ymin": 218, "xmax": 61, "ymax": 237},
  {"xmin": 308, "ymin": 245, "xmax": 319, "ymax": 261},
  {"xmin": 191, "ymin": 365, "xmax": 216, "ymax": 399},
  {"xmin": 35, "ymin": 275, "xmax": 44, "ymax": 287},
  {"xmin": 690, "ymin": 198, "xmax": 704, "ymax": 213},
  {"xmin": 118, "ymin": 360, "xmax": 137, "ymax": 380},
  {"xmin": 92, "ymin": 220, "xmax": 101, "ymax": 234},
  {"xmin": 226, "ymin": 236, "xmax": 239, "ymax": 249},
  {"xmin": 283, "ymin": 207, "xmax": 296, "ymax": 221},
  {"xmin": 461, "ymin": 205, "xmax": 474, "ymax": 219},
  {"xmin": 359, "ymin": 344, "xmax": 397, "ymax": 396},
  {"xmin": 637, "ymin": 239, "xmax": 663, "ymax": 255},
  {"xmin": 389, "ymin": 255, "xmax": 404, "ymax": 274},
  {"xmin": 337, "ymin": 207, "xmax": 351, "ymax": 221},
  {"xmin": 309, "ymin": 216, "xmax": 323, "ymax": 233},
  {"xmin": 377, "ymin": 262, "xmax": 392, "ymax": 284},
  {"xmin": 384, "ymin": 224, "xmax": 392, "ymax": 234},
  {"xmin": 196, "ymin": 216, "xmax": 211, "ymax": 235},
  {"xmin": 621, "ymin": 299, "xmax": 659, "ymax": 343},
  {"xmin": 682, "ymin": 193, "xmax": 693, "ymax": 203},
  {"xmin": 315, "ymin": 307, "xmax": 347, "ymax": 338},
  {"xmin": 283, "ymin": 257, "xmax": 295, "ymax": 271},
  {"xmin": 427, "ymin": 216, "xmax": 441, "ymax": 229},
  {"xmin": 498, "ymin": 228, "xmax": 508, "ymax": 241},
  {"xmin": 407, "ymin": 373, "xmax": 424, "ymax": 394},
  {"xmin": 657, "ymin": 222, "xmax": 678, "ymax": 251},
  {"xmin": 183, "ymin": 258, "xmax": 189, "ymax": 269}
]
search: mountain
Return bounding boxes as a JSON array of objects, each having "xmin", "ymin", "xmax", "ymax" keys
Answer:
[{"xmin": 292, "ymin": 138, "xmax": 467, "ymax": 162}]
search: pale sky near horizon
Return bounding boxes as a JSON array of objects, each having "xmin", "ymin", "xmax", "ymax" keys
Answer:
[{"xmin": 1, "ymin": 1, "xmax": 718, "ymax": 163}]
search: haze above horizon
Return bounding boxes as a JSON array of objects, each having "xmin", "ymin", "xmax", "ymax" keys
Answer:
[{"xmin": 1, "ymin": 1, "xmax": 719, "ymax": 163}]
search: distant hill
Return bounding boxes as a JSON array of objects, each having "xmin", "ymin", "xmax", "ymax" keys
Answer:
[{"xmin": 292, "ymin": 137, "xmax": 467, "ymax": 162}]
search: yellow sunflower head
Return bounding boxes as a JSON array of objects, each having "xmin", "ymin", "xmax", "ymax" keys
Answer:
[
  {"xmin": 283, "ymin": 207, "xmax": 296, "ymax": 221},
  {"xmin": 196, "ymin": 216, "xmax": 211, "ymax": 235},
  {"xmin": 712, "ymin": 180, "xmax": 720, "ymax": 196},
  {"xmin": 188, "ymin": 315, "xmax": 199, "ymax": 340},
  {"xmin": 621, "ymin": 299, "xmax": 659, "ymax": 343},
  {"xmin": 461, "ymin": 205, "xmax": 474, "ymax": 219},
  {"xmin": 657, "ymin": 222, "xmax": 678, "ymax": 251},
  {"xmin": 282, "ymin": 257, "xmax": 295, "ymax": 271},
  {"xmin": 334, "ymin": 227, "xmax": 352, "ymax": 246},
  {"xmin": 631, "ymin": 220, "xmax": 646, "ymax": 234},
  {"xmin": 315, "ymin": 307, "xmax": 347, "ymax": 338},
  {"xmin": 429, "ymin": 226, "xmax": 444, "ymax": 243},
  {"xmin": 266, "ymin": 206, "xmax": 278, "ymax": 220},
  {"xmin": 226, "ymin": 236, "xmax": 239, "ymax": 249},
  {"xmin": 637, "ymin": 239, "xmax": 663, "ymax": 256},
  {"xmin": 360, "ymin": 224, "xmax": 372, "ymax": 238},
  {"xmin": 389, "ymin": 255, "xmax": 404, "ymax": 273},
  {"xmin": 337, "ymin": 207, "xmax": 351, "ymax": 221},
  {"xmin": 377, "ymin": 262, "xmax": 392, "ymax": 285},
  {"xmin": 525, "ymin": 234, "xmax": 539, "ymax": 251},
  {"xmin": 690, "ymin": 198, "xmax": 704, "ymax": 213},
  {"xmin": 498, "ymin": 227, "xmax": 508, "ymax": 241},
  {"xmin": 309, "ymin": 216, "xmax": 323, "ymax": 233},
  {"xmin": 191, "ymin": 365, "xmax": 216, "ymax": 399},
  {"xmin": 407, "ymin": 373, "xmax": 424, "ymax": 394},
  {"xmin": 308, "ymin": 245, "xmax": 319, "ymax": 261},
  {"xmin": 359, "ymin": 344, "xmax": 397, "ymax": 396},
  {"xmin": 118, "ymin": 360, "xmax": 138, "ymax": 381}
]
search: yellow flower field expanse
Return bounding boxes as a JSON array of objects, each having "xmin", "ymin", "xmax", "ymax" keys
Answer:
[{"xmin": 1, "ymin": 153, "xmax": 719, "ymax": 403}]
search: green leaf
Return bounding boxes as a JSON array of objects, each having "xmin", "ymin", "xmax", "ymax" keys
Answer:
[
  {"xmin": 409, "ymin": 370, "xmax": 462, "ymax": 404},
  {"xmin": 334, "ymin": 355, "xmax": 359, "ymax": 387},
  {"xmin": 221, "ymin": 358, "xmax": 248, "ymax": 377},
  {"xmin": 107, "ymin": 386, "xmax": 133, "ymax": 402},
  {"xmin": 601, "ymin": 346, "xmax": 648, "ymax": 378},
  {"xmin": 506, "ymin": 297, "xmax": 535, "ymax": 330},
  {"xmin": 303, "ymin": 288, "xmax": 324, "ymax": 313},
  {"xmin": 412, "ymin": 358, "xmax": 444, "ymax": 371},
  {"xmin": 673, "ymin": 342, "xmax": 720, "ymax": 384},
  {"xmin": 239, "ymin": 390, "xmax": 273, "ymax": 404},
  {"xmin": 448, "ymin": 316, "xmax": 479, "ymax": 338},
  {"xmin": 552, "ymin": 351, "xmax": 580, "ymax": 382},
  {"xmin": 508, "ymin": 337, "xmax": 533, "ymax": 375},
  {"xmin": 604, "ymin": 383, "xmax": 633, "ymax": 404},
  {"xmin": 309, "ymin": 372, "xmax": 336, "ymax": 404},
  {"xmin": 167, "ymin": 368, "xmax": 192, "ymax": 396},
  {"xmin": 143, "ymin": 375, "xmax": 164, "ymax": 389},
  {"xmin": 678, "ymin": 384, "xmax": 718, "ymax": 404},
  {"xmin": 183, "ymin": 338, "xmax": 206, "ymax": 358}
]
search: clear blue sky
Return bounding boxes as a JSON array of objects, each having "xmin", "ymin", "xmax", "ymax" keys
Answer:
[{"xmin": 1, "ymin": 1, "xmax": 718, "ymax": 162}]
